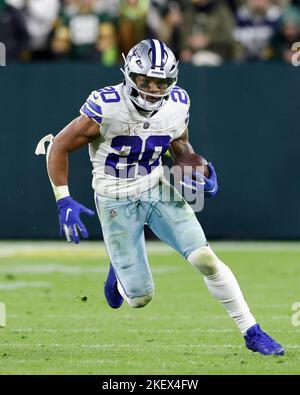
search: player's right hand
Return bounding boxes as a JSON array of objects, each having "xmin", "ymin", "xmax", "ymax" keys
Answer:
[{"xmin": 56, "ymin": 196, "xmax": 95, "ymax": 244}]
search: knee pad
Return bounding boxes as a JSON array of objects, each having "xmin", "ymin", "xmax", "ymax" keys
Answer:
[
  {"xmin": 127, "ymin": 292, "xmax": 153, "ymax": 308},
  {"xmin": 187, "ymin": 246, "xmax": 220, "ymax": 276}
]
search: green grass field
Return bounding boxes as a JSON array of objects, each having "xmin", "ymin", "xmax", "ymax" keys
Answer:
[{"xmin": 0, "ymin": 241, "xmax": 299, "ymax": 375}]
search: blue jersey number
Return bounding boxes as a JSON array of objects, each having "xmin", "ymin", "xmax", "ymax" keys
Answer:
[
  {"xmin": 171, "ymin": 87, "xmax": 188, "ymax": 104},
  {"xmin": 105, "ymin": 135, "xmax": 171, "ymax": 178},
  {"xmin": 97, "ymin": 86, "xmax": 121, "ymax": 103}
]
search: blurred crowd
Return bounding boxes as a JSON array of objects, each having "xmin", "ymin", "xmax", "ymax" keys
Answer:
[{"xmin": 1, "ymin": 0, "xmax": 300, "ymax": 65}]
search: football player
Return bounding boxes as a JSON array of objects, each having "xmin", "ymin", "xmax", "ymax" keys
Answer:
[{"xmin": 36, "ymin": 39, "xmax": 284, "ymax": 355}]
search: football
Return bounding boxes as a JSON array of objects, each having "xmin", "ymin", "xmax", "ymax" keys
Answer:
[{"xmin": 172, "ymin": 153, "xmax": 210, "ymax": 179}]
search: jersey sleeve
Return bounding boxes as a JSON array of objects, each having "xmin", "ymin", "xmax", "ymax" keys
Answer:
[
  {"xmin": 80, "ymin": 90, "xmax": 103, "ymax": 125},
  {"xmin": 173, "ymin": 109, "xmax": 190, "ymax": 140},
  {"xmin": 171, "ymin": 87, "xmax": 190, "ymax": 140}
]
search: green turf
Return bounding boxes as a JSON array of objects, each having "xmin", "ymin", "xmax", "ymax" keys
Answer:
[{"xmin": 0, "ymin": 241, "xmax": 299, "ymax": 374}]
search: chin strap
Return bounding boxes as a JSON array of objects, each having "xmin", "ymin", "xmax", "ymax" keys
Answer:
[{"xmin": 131, "ymin": 98, "xmax": 164, "ymax": 118}]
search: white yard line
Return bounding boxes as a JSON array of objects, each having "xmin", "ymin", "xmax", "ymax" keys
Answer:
[
  {"xmin": 0, "ymin": 264, "xmax": 178, "ymax": 274},
  {"xmin": 9, "ymin": 359, "xmax": 122, "ymax": 365},
  {"xmin": 0, "ymin": 343, "xmax": 244, "ymax": 349},
  {"xmin": 0, "ymin": 264, "xmax": 103, "ymax": 274},
  {"xmin": 0, "ymin": 281, "xmax": 51, "ymax": 290},
  {"xmin": 2, "ymin": 343, "xmax": 299, "ymax": 349},
  {"xmin": 5, "ymin": 328, "xmax": 299, "ymax": 334},
  {"xmin": 0, "ymin": 241, "xmax": 173, "ymax": 257},
  {"xmin": 4, "ymin": 314, "xmax": 293, "ymax": 321},
  {"xmin": 1, "ymin": 241, "xmax": 300, "ymax": 258}
]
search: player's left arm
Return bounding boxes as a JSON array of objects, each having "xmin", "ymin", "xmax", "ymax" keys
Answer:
[
  {"xmin": 169, "ymin": 128, "xmax": 218, "ymax": 197},
  {"xmin": 169, "ymin": 128, "xmax": 194, "ymax": 159}
]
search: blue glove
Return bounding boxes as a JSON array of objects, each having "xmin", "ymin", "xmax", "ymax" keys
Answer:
[
  {"xmin": 57, "ymin": 196, "xmax": 95, "ymax": 244},
  {"xmin": 182, "ymin": 162, "xmax": 219, "ymax": 198}
]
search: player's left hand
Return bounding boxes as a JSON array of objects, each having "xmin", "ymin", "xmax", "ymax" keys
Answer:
[
  {"xmin": 57, "ymin": 196, "xmax": 95, "ymax": 244},
  {"xmin": 182, "ymin": 162, "xmax": 219, "ymax": 198}
]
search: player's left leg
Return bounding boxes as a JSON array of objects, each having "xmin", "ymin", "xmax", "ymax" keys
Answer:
[{"xmin": 146, "ymin": 178, "xmax": 284, "ymax": 355}]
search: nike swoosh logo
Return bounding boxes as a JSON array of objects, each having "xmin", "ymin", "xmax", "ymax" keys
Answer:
[
  {"xmin": 206, "ymin": 186, "xmax": 217, "ymax": 193},
  {"xmin": 65, "ymin": 208, "xmax": 72, "ymax": 222}
]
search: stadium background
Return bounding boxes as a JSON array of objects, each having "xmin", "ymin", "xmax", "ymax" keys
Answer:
[
  {"xmin": 0, "ymin": 0, "xmax": 300, "ymax": 240},
  {"xmin": 1, "ymin": 0, "xmax": 300, "ymax": 377}
]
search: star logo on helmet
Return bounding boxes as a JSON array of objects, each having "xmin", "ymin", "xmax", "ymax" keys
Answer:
[{"xmin": 129, "ymin": 48, "xmax": 140, "ymax": 61}]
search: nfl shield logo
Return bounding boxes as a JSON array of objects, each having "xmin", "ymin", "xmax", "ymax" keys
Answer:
[
  {"xmin": 143, "ymin": 122, "xmax": 150, "ymax": 129},
  {"xmin": 109, "ymin": 209, "xmax": 117, "ymax": 218}
]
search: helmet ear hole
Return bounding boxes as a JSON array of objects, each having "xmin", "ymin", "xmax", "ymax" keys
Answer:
[{"xmin": 130, "ymin": 87, "xmax": 139, "ymax": 98}]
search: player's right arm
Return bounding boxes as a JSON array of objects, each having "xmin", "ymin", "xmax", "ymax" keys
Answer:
[
  {"xmin": 45, "ymin": 115, "xmax": 100, "ymax": 244},
  {"xmin": 48, "ymin": 115, "xmax": 100, "ymax": 186}
]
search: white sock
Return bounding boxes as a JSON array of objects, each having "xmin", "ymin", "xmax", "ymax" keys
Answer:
[
  {"xmin": 204, "ymin": 262, "xmax": 256, "ymax": 335},
  {"xmin": 117, "ymin": 281, "xmax": 153, "ymax": 308},
  {"xmin": 117, "ymin": 281, "xmax": 130, "ymax": 303}
]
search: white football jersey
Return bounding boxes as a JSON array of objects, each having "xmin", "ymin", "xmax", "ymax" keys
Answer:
[{"xmin": 80, "ymin": 83, "xmax": 190, "ymax": 198}]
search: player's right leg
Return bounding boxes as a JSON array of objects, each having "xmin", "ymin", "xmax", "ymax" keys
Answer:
[
  {"xmin": 187, "ymin": 246, "xmax": 284, "ymax": 355},
  {"xmin": 94, "ymin": 193, "xmax": 154, "ymax": 309}
]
